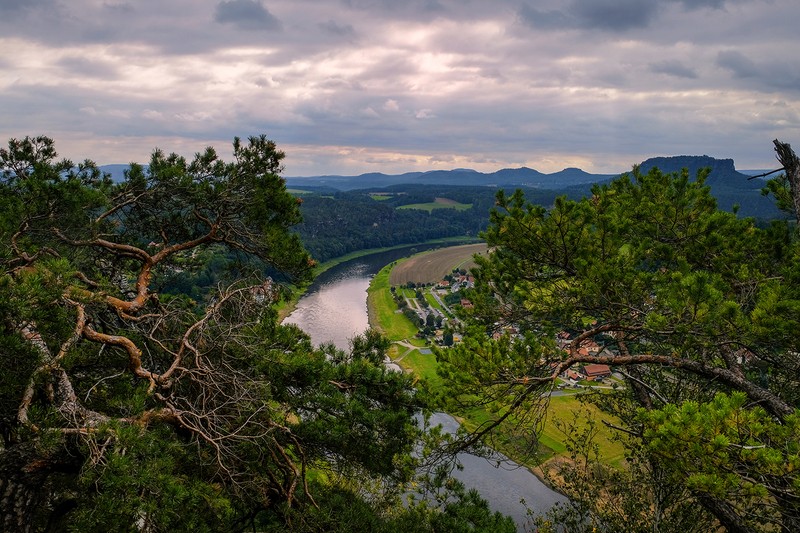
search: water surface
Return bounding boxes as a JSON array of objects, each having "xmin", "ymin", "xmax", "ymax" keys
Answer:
[{"xmin": 283, "ymin": 247, "xmax": 566, "ymax": 528}]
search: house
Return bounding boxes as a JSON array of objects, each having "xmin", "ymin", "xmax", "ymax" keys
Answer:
[
  {"xmin": 580, "ymin": 364, "xmax": 611, "ymax": 381},
  {"xmin": 558, "ymin": 336, "xmax": 603, "ymax": 357},
  {"xmin": 581, "ymin": 340, "xmax": 601, "ymax": 355}
]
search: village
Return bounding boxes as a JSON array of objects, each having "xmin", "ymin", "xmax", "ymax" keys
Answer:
[{"xmin": 392, "ymin": 268, "xmax": 619, "ymax": 390}]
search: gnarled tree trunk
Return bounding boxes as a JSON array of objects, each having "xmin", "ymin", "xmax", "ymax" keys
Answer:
[
  {"xmin": 0, "ymin": 441, "xmax": 80, "ymax": 533},
  {"xmin": 773, "ymin": 139, "xmax": 800, "ymax": 225}
]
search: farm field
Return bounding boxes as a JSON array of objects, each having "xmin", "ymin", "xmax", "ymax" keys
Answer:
[
  {"xmin": 389, "ymin": 243, "xmax": 488, "ymax": 285},
  {"xmin": 397, "ymin": 197, "xmax": 472, "ymax": 212}
]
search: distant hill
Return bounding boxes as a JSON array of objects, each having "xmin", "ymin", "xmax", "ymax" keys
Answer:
[
  {"xmin": 99, "ymin": 164, "xmax": 131, "ymax": 182},
  {"xmin": 100, "ymin": 154, "xmax": 784, "ymax": 219},
  {"xmin": 284, "ymin": 166, "xmax": 616, "ymax": 191}
]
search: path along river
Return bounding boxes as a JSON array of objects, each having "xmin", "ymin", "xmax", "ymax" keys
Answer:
[{"xmin": 283, "ymin": 246, "xmax": 566, "ymax": 529}]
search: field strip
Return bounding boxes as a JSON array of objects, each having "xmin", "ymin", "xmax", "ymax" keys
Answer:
[{"xmin": 388, "ymin": 243, "xmax": 488, "ymax": 285}]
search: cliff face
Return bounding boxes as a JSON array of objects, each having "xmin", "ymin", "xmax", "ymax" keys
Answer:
[
  {"xmin": 638, "ymin": 155, "xmax": 761, "ymax": 189},
  {"xmin": 635, "ymin": 155, "xmax": 782, "ymax": 218}
]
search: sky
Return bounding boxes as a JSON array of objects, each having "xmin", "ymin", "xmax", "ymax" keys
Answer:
[{"xmin": 1, "ymin": 0, "xmax": 799, "ymax": 177}]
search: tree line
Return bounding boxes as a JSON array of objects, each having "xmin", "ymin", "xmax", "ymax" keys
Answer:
[{"xmin": 293, "ymin": 188, "xmax": 493, "ymax": 262}]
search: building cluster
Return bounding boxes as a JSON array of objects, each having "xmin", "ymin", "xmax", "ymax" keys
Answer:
[{"xmin": 555, "ymin": 332, "xmax": 612, "ymax": 382}]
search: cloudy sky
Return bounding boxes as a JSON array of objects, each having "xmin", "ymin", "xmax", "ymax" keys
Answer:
[{"xmin": 1, "ymin": 0, "xmax": 798, "ymax": 176}]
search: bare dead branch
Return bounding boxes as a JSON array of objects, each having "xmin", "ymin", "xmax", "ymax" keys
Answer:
[
  {"xmin": 747, "ymin": 168, "xmax": 784, "ymax": 180},
  {"xmin": 94, "ymin": 190, "xmax": 149, "ymax": 224}
]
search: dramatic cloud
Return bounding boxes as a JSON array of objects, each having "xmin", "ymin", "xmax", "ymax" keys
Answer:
[
  {"xmin": 649, "ymin": 59, "xmax": 698, "ymax": 79},
  {"xmin": 1, "ymin": 0, "xmax": 798, "ymax": 175},
  {"xmin": 214, "ymin": 0, "xmax": 282, "ymax": 31},
  {"xmin": 717, "ymin": 50, "xmax": 760, "ymax": 78},
  {"xmin": 570, "ymin": 0, "xmax": 660, "ymax": 31},
  {"xmin": 318, "ymin": 19, "xmax": 356, "ymax": 37},
  {"xmin": 519, "ymin": 0, "xmax": 660, "ymax": 32}
]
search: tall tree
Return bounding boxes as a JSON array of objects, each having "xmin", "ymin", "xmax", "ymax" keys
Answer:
[
  {"xmin": 0, "ymin": 136, "xmax": 423, "ymax": 531},
  {"xmin": 438, "ymin": 153, "xmax": 800, "ymax": 531}
]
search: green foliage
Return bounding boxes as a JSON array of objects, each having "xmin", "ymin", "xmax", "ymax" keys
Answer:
[
  {"xmin": 1, "ymin": 135, "xmax": 473, "ymax": 532},
  {"xmin": 638, "ymin": 392, "xmax": 800, "ymax": 530},
  {"xmin": 533, "ymin": 407, "xmax": 715, "ymax": 533},
  {"xmin": 439, "ymin": 162, "xmax": 800, "ymax": 530},
  {"xmin": 71, "ymin": 425, "xmax": 234, "ymax": 532},
  {"xmin": 295, "ymin": 187, "xmax": 494, "ymax": 262},
  {"xmin": 267, "ymin": 474, "xmax": 516, "ymax": 533}
]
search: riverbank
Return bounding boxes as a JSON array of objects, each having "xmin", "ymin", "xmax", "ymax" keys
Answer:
[
  {"xmin": 277, "ymin": 236, "xmax": 480, "ymax": 320},
  {"xmin": 282, "ymin": 245, "xmax": 568, "ymax": 526},
  {"xmin": 365, "ymin": 246, "xmax": 627, "ymax": 475}
]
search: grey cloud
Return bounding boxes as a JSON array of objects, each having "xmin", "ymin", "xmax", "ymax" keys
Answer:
[
  {"xmin": 318, "ymin": 20, "xmax": 356, "ymax": 37},
  {"xmin": 214, "ymin": 0, "xmax": 282, "ymax": 31},
  {"xmin": 649, "ymin": 59, "xmax": 698, "ymax": 79},
  {"xmin": 0, "ymin": 0, "xmax": 51, "ymax": 12},
  {"xmin": 668, "ymin": 0, "xmax": 726, "ymax": 8},
  {"xmin": 56, "ymin": 56, "xmax": 121, "ymax": 80},
  {"xmin": 570, "ymin": 0, "xmax": 659, "ymax": 31},
  {"xmin": 1, "ymin": 0, "xmax": 796, "ymax": 176},
  {"xmin": 101, "ymin": 2, "xmax": 134, "ymax": 13},
  {"xmin": 340, "ymin": 0, "xmax": 446, "ymax": 18},
  {"xmin": 343, "ymin": 0, "xmax": 443, "ymax": 10},
  {"xmin": 517, "ymin": 5, "xmax": 572, "ymax": 30},
  {"xmin": 519, "ymin": 0, "xmax": 659, "ymax": 32},
  {"xmin": 356, "ymin": 55, "xmax": 419, "ymax": 85},
  {"xmin": 716, "ymin": 50, "xmax": 759, "ymax": 78}
]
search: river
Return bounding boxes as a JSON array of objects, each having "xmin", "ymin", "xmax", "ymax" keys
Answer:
[{"xmin": 283, "ymin": 246, "xmax": 566, "ymax": 529}]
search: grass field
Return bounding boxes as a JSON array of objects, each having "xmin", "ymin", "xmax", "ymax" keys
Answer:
[
  {"xmin": 539, "ymin": 394, "xmax": 627, "ymax": 467},
  {"xmin": 394, "ymin": 348, "xmax": 443, "ymax": 388},
  {"xmin": 397, "ymin": 197, "xmax": 472, "ymax": 212},
  {"xmin": 367, "ymin": 265, "xmax": 419, "ymax": 340},
  {"xmin": 389, "ymin": 243, "xmax": 488, "ymax": 285},
  {"xmin": 424, "ymin": 292, "xmax": 444, "ymax": 312},
  {"xmin": 369, "ymin": 193, "xmax": 392, "ymax": 201}
]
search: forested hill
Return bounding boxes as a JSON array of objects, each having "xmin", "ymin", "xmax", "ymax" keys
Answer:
[
  {"xmin": 284, "ymin": 167, "xmax": 617, "ymax": 191},
  {"xmin": 98, "ymin": 155, "xmax": 782, "ymax": 263},
  {"xmin": 283, "ymin": 155, "xmax": 782, "ymax": 220},
  {"xmin": 292, "ymin": 184, "xmax": 574, "ymax": 262},
  {"xmin": 284, "ymin": 155, "xmax": 764, "ymax": 192},
  {"xmin": 293, "ymin": 186, "xmax": 496, "ymax": 262}
]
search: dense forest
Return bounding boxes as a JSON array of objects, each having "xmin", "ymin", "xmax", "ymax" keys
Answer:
[
  {"xmin": 293, "ymin": 186, "xmax": 491, "ymax": 262},
  {"xmin": 294, "ymin": 185, "xmax": 562, "ymax": 262}
]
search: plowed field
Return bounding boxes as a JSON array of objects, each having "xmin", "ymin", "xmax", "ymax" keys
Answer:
[{"xmin": 388, "ymin": 243, "xmax": 488, "ymax": 285}]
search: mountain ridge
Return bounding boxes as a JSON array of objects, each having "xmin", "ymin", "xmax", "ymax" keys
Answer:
[
  {"xmin": 99, "ymin": 154, "xmax": 782, "ymax": 218},
  {"xmin": 280, "ymin": 154, "xmax": 763, "ymax": 191},
  {"xmin": 99, "ymin": 155, "xmax": 766, "ymax": 191}
]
